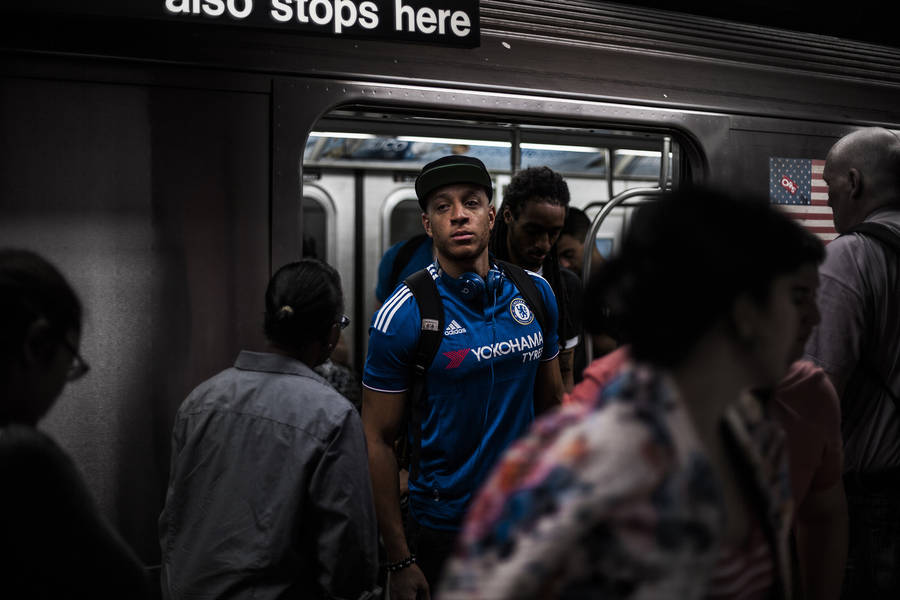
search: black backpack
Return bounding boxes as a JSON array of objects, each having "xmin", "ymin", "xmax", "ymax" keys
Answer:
[{"xmin": 397, "ymin": 260, "xmax": 549, "ymax": 481}]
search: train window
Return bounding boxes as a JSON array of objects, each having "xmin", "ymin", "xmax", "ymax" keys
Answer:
[
  {"xmin": 520, "ymin": 143, "xmax": 607, "ymax": 175},
  {"xmin": 388, "ymin": 198, "xmax": 423, "ymax": 248},
  {"xmin": 614, "ymin": 149, "xmax": 662, "ymax": 179},
  {"xmin": 305, "ymin": 132, "xmax": 511, "ymax": 170},
  {"xmin": 301, "ymin": 186, "xmax": 337, "ymax": 264},
  {"xmin": 302, "ymin": 197, "xmax": 327, "ymax": 260}
]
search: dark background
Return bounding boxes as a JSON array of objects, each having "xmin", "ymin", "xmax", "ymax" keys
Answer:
[{"xmin": 618, "ymin": 0, "xmax": 897, "ymax": 49}]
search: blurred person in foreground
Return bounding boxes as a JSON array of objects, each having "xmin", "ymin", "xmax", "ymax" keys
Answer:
[
  {"xmin": 0, "ymin": 248, "xmax": 149, "ymax": 599},
  {"xmin": 562, "ymin": 225, "xmax": 848, "ymax": 600},
  {"xmin": 440, "ymin": 187, "xmax": 815, "ymax": 599},
  {"xmin": 159, "ymin": 258, "xmax": 379, "ymax": 600}
]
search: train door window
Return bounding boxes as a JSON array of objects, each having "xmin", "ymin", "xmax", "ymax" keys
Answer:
[
  {"xmin": 520, "ymin": 143, "xmax": 607, "ymax": 176},
  {"xmin": 385, "ymin": 195, "xmax": 421, "ymax": 251},
  {"xmin": 612, "ymin": 149, "xmax": 666, "ymax": 195},
  {"xmin": 302, "ymin": 199, "xmax": 326, "ymax": 259},
  {"xmin": 301, "ymin": 186, "xmax": 337, "ymax": 264}
]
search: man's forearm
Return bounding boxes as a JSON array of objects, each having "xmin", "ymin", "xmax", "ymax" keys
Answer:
[
  {"xmin": 558, "ymin": 348, "xmax": 575, "ymax": 393},
  {"xmin": 534, "ymin": 358, "xmax": 564, "ymax": 415},
  {"xmin": 367, "ymin": 438, "xmax": 412, "ymax": 561}
]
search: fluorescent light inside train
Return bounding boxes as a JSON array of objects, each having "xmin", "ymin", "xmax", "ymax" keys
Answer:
[
  {"xmin": 309, "ymin": 131, "xmax": 376, "ymax": 139},
  {"xmin": 520, "ymin": 143, "xmax": 602, "ymax": 153},
  {"xmin": 615, "ymin": 149, "xmax": 661, "ymax": 157},
  {"xmin": 396, "ymin": 136, "xmax": 512, "ymax": 148}
]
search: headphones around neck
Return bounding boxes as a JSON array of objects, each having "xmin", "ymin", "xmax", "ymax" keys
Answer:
[{"xmin": 459, "ymin": 267, "xmax": 504, "ymax": 303}]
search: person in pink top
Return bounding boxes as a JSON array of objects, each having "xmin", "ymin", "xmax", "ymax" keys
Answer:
[
  {"xmin": 563, "ymin": 345, "xmax": 629, "ymax": 407},
  {"xmin": 770, "ymin": 255, "xmax": 847, "ymax": 600}
]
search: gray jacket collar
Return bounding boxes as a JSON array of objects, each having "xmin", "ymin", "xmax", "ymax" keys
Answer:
[{"xmin": 233, "ymin": 350, "xmax": 325, "ymax": 384}]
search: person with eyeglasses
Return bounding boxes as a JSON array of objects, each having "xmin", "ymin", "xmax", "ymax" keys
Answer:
[
  {"xmin": 159, "ymin": 258, "xmax": 380, "ymax": 600},
  {"xmin": 315, "ymin": 313, "xmax": 364, "ymax": 412},
  {"xmin": 0, "ymin": 248, "xmax": 150, "ymax": 599}
]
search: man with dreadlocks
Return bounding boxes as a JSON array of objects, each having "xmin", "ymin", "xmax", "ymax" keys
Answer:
[{"xmin": 490, "ymin": 166, "xmax": 583, "ymax": 391}]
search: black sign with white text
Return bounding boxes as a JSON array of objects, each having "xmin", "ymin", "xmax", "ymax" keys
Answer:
[{"xmin": 5, "ymin": 0, "xmax": 481, "ymax": 48}]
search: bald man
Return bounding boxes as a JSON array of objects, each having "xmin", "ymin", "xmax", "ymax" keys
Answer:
[{"xmin": 804, "ymin": 127, "xmax": 900, "ymax": 598}]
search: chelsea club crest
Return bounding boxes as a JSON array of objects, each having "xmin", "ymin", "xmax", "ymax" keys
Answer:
[{"xmin": 510, "ymin": 297, "xmax": 534, "ymax": 325}]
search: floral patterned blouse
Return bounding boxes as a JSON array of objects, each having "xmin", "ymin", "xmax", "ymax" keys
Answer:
[{"xmin": 438, "ymin": 360, "xmax": 794, "ymax": 600}]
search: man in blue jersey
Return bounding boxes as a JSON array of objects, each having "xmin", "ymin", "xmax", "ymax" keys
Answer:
[{"xmin": 362, "ymin": 155, "xmax": 565, "ymax": 600}]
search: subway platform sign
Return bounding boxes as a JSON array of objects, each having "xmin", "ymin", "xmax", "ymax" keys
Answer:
[{"xmin": 6, "ymin": 0, "xmax": 481, "ymax": 48}]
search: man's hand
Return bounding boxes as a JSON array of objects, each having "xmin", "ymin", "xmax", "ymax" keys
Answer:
[{"xmin": 391, "ymin": 564, "xmax": 430, "ymax": 600}]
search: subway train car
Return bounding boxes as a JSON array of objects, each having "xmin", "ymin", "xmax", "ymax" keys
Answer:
[{"xmin": 2, "ymin": 0, "xmax": 900, "ymax": 586}]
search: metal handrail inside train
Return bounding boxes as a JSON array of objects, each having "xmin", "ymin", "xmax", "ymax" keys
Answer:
[{"xmin": 581, "ymin": 137, "xmax": 673, "ymax": 363}]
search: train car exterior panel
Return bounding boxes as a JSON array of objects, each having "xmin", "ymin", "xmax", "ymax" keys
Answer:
[
  {"xmin": 3, "ymin": 4, "xmax": 900, "ymax": 125},
  {"xmin": 0, "ymin": 73, "xmax": 271, "ymax": 562}
]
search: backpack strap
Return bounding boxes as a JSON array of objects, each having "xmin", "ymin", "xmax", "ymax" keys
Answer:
[
  {"xmin": 842, "ymin": 221, "xmax": 900, "ymax": 426},
  {"xmin": 388, "ymin": 234, "xmax": 431, "ymax": 294},
  {"xmin": 495, "ymin": 259, "xmax": 549, "ymax": 339},
  {"xmin": 401, "ymin": 268, "xmax": 444, "ymax": 482},
  {"xmin": 848, "ymin": 221, "xmax": 900, "ymax": 255}
]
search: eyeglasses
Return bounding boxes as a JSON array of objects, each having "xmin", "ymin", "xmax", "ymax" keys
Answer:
[
  {"xmin": 338, "ymin": 314, "xmax": 351, "ymax": 330},
  {"xmin": 59, "ymin": 337, "xmax": 90, "ymax": 382}
]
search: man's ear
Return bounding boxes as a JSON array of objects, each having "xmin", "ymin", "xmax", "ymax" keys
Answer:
[
  {"xmin": 848, "ymin": 167, "xmax": 862, "ymax": 200},
  {"xmin": 502, "ymin": 206, "xmax": 513, "ymax": 225},
  {"xmin": 421, "ymin": 212, "xmax": 433, "ymax": 238},
  {"xmin": 21, "ymin": 318, "xmax": 57, "ymax": 368},
  {"xmin": 488, "ymin": 205, "xmax": 496, "ymax": 231}
]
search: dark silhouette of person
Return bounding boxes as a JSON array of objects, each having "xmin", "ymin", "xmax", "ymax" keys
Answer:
[{"xmin": 0, "ymin": 248, "xmax": 150, "ymax": 599}]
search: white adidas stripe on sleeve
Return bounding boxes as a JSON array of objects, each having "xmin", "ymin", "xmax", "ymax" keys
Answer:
[{"xmin": 375, "ymin": 286, "xmax": 412, "ymax": 333}]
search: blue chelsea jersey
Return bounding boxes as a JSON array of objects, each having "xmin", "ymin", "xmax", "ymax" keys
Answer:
[{"xmin": 363, "ymin": 262, "xmax": 560, "ymax": 530}]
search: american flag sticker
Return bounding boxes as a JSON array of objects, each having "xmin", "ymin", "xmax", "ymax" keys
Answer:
[{"xmin": 769, "ymin": 157, "xmax": 837, "ymax": 242}]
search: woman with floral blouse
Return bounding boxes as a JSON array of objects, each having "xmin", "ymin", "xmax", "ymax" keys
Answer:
[{"xmin": 439, "ymin": 187, "xmax": 819, "ymax": 600}]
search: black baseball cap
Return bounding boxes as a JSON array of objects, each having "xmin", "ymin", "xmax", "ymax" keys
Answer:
[{"xmin": 415, "ymin": 155, "xmax": 494, "ymax": 210}]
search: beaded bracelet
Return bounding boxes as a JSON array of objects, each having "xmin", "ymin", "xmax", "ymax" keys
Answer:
[{"xmin": 386, "ymin": 554, "xmax": 417, "ymax": 573}]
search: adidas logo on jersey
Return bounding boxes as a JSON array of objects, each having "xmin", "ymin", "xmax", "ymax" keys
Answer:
[{"xmin": 444, "ymin": 319, "xmax": 467, "ymax": 336}]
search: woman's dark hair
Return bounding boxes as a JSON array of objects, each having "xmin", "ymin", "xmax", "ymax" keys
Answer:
[
  {"xmin": 264, "ymin": 258, "xmax": 343, "ymax": 352},
  {"xmin": 490, "ymin": 166, "xmax": 573, "ymax": 342},
  {"xmin": 585, "ymin": 186, "xmax": 824, "ymax": 367},
  {"xmin": 0, "ymin": 248, "xmax": 82, "ymax": 360}
]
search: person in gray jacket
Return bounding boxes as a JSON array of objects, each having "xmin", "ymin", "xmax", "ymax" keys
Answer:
[{"xmin": 159, "ymin": 258, "xmax": 379, "ymax": 600}]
